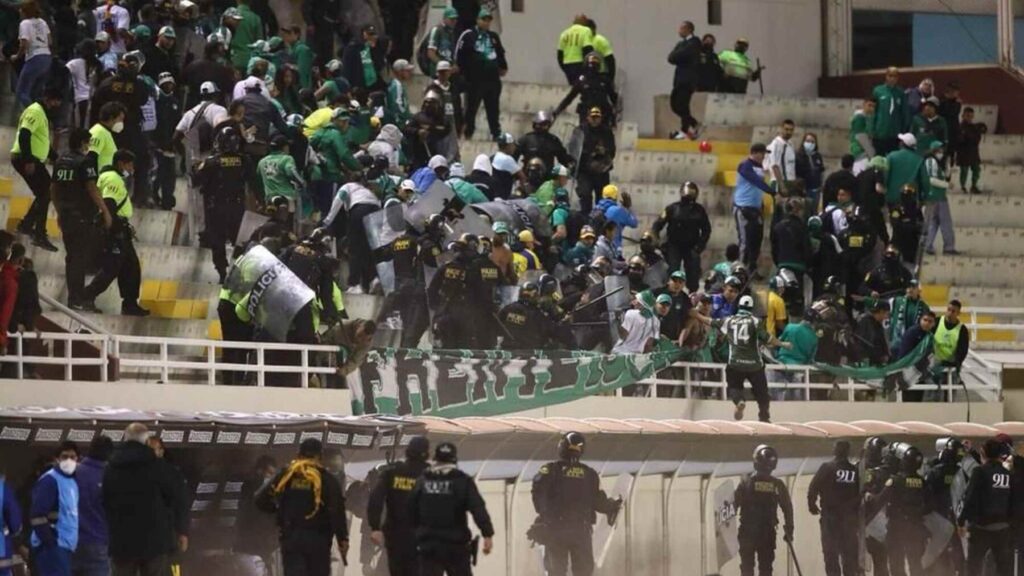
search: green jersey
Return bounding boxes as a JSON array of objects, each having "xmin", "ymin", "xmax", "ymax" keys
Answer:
[
  {"xmin": 923, "ymin": 156, "xmax": 948, "ymax": 202},
  {"xmin": 720, "ymin": 312, "xmax": 769, "ymax": 370},
  {"xmin": 384, "ymin": 78, "xmax": 411, "ymax": 127},
  {"xmin": 230, "ymin": 5, "xmax": 264, "ymax": 71},
  {"xmin": 777, "ymin": 322, "xmax": 818, "ymax": 365},
  {"xmin": 258, "ymin": 152, "xmax": 304, "ymax": 200},
  {"xmin": 871, "ymin": 83, "xmax": 907, "ymax": 139},
  {"xmin": 885, "ymin": 148, "xmax": 929, "ymax": 205},
  {"xmin": 849, "ymin": 110, "xmax": 873, "ymax": 158}
]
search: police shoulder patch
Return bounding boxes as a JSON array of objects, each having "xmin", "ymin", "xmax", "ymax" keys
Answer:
[{"xmin": 538, "ymin": 465, "xmax": 549, "ymax": 475}]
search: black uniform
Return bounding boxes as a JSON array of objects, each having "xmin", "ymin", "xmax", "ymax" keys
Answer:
[
  {"xmin": 958, "ymin": 460, "xmax": 1014, "ymax": 576},
  {"xmin": 409, "ymin": 464, "xmax": 494, "ymax": 576},
  {"xmin": 810, "ymin": 294, "xmax": 852, "ymax": 365},
  {"xmin": 863, "ymin": 463, "xmax": 895, "ymax": 576},
  {"xmin": 531, "ymin": 460, "xmax": 619, "ymax": 576},
  {"xmin": 90, "ymin": 71, "xmax": 151, "ymax": 203},
  {"xmin": 652, "ymin": 198, "xmax": 711, "ymax": 293},
  {"xmin": 84, "ymin": 167, "xmax": 143, "ymax": 308},
  {"xmin": 863, "ymin": 258, "xmax": 914, "ymax": 298},
  {"xmin": 924, "ymin": 459, "xmax": 965, "ymax": 575},
  {"xmin": 256, "ymin": 460, "xmax": 349, "ymax": 576},
  {"xmin": 808, "ymin": 458, "xmax": 860, "ymax": 576},
  {"xmin": 554, "ymin": 66, "xmax": 618, "ymax": 127},
  {"xmin": 575, "ymin": 122, "xmax": 616, "ymax": 214},
  {"xmin": 854, "ymin": 166, "xmax": 890, "ymax": 245},
  {"xmin": 889, "ymin": 190, "xmax": 924, "ymax": 266},
  {"xmin": 281, "ymin": 242, "xmax": 343, "ymax": 327},
  {"xmin": 194, "ymin": 150, "xmax": 247, "ymax": 281},
  {"xmin": 52, "ymin": 150, "xmax": 100, "ymax": 306},
  {"xmin": 366, "ymin": 459, "xmax": 430, "ymax": 576},
  {"xmin": 427, "ymin": 251, "xmax": 473, "ymax": 349},
  {"xmin": 883, "ymin": 472, "xmax": 929, "ymax": 576},
  {"xmin": 734, "ymin": 472, "xmax": 794, "ymax": 576},
  {"xmin": 497, "ymin": 300, "xmax": 559, "ymax": 350},
  {"xmin": 517, "ymin": 130, "xmax": 574, "ymax": 176},
  {"xmin": 387, "ymin": 232, "xmax": 439, "ymax": 348},
  {"xmin": 467, "ymin": 253, "xmax": 500, "ymax": 348}
]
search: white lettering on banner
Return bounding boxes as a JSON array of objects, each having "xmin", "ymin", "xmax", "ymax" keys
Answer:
[
  {"xmin": 993, "ymin": 473, "xmax": 1010, "ymax": 489},
  {"xmin": 189, "ymin": 430, "xmax": 214, "ymax": 443},
  {"xmin": 100, "ymin": 430, "xmax": 124, "ymax": 441},
  {"xmin": 161, "ymin": 430, "xmax": 185, "ymax": 443},
  {"xmin": 327, "ymin": 432, "xmax": 349, "ymax": 445},
  {"xmin": 67, "ymin": 429, "xmax": 96, "ymax": 443},
  {"xmin": 0, "ymin": 427, "xmax": 31, "ymax": 441},
  {"xmin": 352, "ymin": 434, "xmax": 373, "ymax": 447},
  {"xmin": 34, "ymin": 429, "xmax": 63, "ymax": 442},
  {"xmin": 299, "ymin": 431, "xmax": 324, "ymax": 443},
  {"xmin": 196, "ymin": 482, "xmax": 219, "ymax": 494},
  {"xmin": 836, "ymin": 469, "xmax": 857, "ymax": 483},
  {"xmin": 224, "ymin": 482, "xmax": 243, "ymax": 493},
  {"xmin": 217, "ymin": 431, "xmax": 242, "ymax": 444},
  {"xmin": 191, "ymin": 500, "xmax": 211, "ymax": 511},
  {"xmin": 245, "ymin": 432, "xmax": 271, "ymax": 445},
  {"xmin": 273, "ymin": 432, "xmax": 297, "ymax": 445},
  {"xmin": 220, "ymin": 499, "xmax": 239, "ymax": 510}
]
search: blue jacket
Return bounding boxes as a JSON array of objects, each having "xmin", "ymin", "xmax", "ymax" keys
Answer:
[
  {"xmin": 74, "ymin": 457, "xmax": 108, "ymax": 547},
  {"xmin": 597, "ymin": 198, "xmax": 637, "ymax": 249},
  {"xmin": 30, "ymin": 468, "xmax": 79, "ymax": 551},
  {"xmin": 711, "ymin": 294, "xmax": 737, "ymax": 319},
  {"xmin": 411, "ymin": 166, "xmax": 439, "ymax": 196},
  {"xmin": 1, "ymin": 476, "xmax": 23, "ymax": 570},
  {"xmin": 733, "ymin": 158, "xmax": 773, "ymax": 208}
]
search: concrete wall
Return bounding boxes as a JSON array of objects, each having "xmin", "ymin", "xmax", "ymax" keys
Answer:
[
  {"xmin": 461, "ymin": 0, "xmax": 823, "ymax": 135},
  {"xmin": 852, "ymin": 0, "xmax": 1024, "ymax": 15}
]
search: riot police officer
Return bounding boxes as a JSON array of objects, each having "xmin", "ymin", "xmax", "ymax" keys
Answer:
[
  {"xmin": 83, "ymin": 149, "xmax": 149, "ymax": 316},
  {"xmin": 409, "ymin": 443, "xmax": 494, "ymax": 575},
  {"xmin": 427, "ymin": 238, "xmax": 474, "ymax": 348},
  {"xmin": 837, "ymin": 205, "xmax": 877, "ymax": 304},
  {"xmin": 808, "ymin": 440, "xmax": 860, "ymax": 576},
  {"xmin": 497, "ymin": 281, "xmax": 561, "ymax": 350},
  {"xmin": 517, "ymin": 111, "xmax": 575, "ymax": 174},
  {"xmin": 925, "ymin": 437, "xmax": 966, "ymax": 576},
  {"xmin": 650, "ymin": 181, "xmax": 711, "ymax": 293},
  {"xmin": 734, "ymin": 445, "xmax": 794, "ymax": 576},
  {"xmin": 862, "ymin": 436, "xmax": 893, "ymax": 576},
  {"xmin": 194, "ymin": 126, "xmax": 248, "ymax": 283},
  {"xmin": 880, "ymin": 442, "xmax": 928, "ymax": 576},
  {"xmin": 52, "ymin": 128, "xmax": 110, "ymax": 311},
  {"xmin": 890, "ymin": 184, "xmax": 924, "ymax": 266},
  {"xmin": 281, "ymin": 228, "xmax": 344, "ymax": 330},
  {"xmin": 809, "ymin": 276, "xmax": 852, "ymax": 367},
  {"xmin": 530, "ymin": 432, "xmax": 622, "ymax": 576},
  {"xmin": 388, "ymin": 214, "xmax": 444, "ymax": 348},
  {"xmin": 863, "ymin": 245, "xmax": 914, "ymax": 298},
  {"xmin": 466, "ymin": 234, "xmax": 501, "ymax": 348},
  {"xmin": 958, "ymin": 439, "xmax": 1015, "ymax": 576},
  {"xmin": 367, "ymin": 436, "xmax": 431, "ymax": 576},
  {"xmin": 552, "ymin": 52, "xmax": 618, "ymax": 127}
]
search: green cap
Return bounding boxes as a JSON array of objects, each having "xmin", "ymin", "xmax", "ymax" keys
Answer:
[
  {"xmin": 265, "ymin": 36, "xmax": 283, "ymax": 51},
  {"xmin": 637, "ymin": 290, "xmax": 656, "ymax": 311},
  {"xmin": 656, "ymin": 293, "xmax": 673, "ymax": 305},
  {"xmin": 443, "ymin": 7, "xmax": 458, "ymax": 19},
  {"xmin": 223, "ymin": 7, "xmax": 243, "ymax": 19},
  {"xmin": 670, "ymin": 270, "xmax": 686, "ymax": 281},
  {"xmin": 478, "ymin": 7, "xmax": 492, "ymax": 19},
  {"xmin": 331, "ymin": 108, "xmax": 351, "ymax": 121},
  {"xmin": 492, "ymin": 221, "xmax": 510, "ymax": 235},
  {"xmin": 929, "ymin": 141, "xmax": 944, "ymax": 151},
  {"xmin": 132, "ymin": 25, "xmax": 152, "ymax": 39}
]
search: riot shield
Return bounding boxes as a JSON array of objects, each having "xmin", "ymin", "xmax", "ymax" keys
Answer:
[
  {"xmin": 643, "ymin": 260, "xmax": 670, "ymax": 290},
  {"xmin": 405, "ymin": 180, "xmax": 454, "ymax": 233},
  {"xmin": 364, "ymin": 205, "xmax": 406, "ymax": 295},
  {"xmin": 471, "ymin": 199, "xmax": 552, "ymax": 238},
  {"xmin": 865, "ymin": 509, "xmax": 887, "ymax": 543},
  {"xmin": 713, "ymin": 479, "xmax": 740, "ymax": 572},
  {"xmin": 446, "ymin": 206, "xmax": 494, "ymax": 245},
  {"xmin": 236, "ymin": 211, "xmax": 270, "ymax": 246},
  {"xmin": 921, "ymin": 512, "xmax": 955, "ymax": 568},
  {"xmin": 605, "ymin": 274, "xmax": 631, "ymax": 343},
  {"xmin": 225, "ymin": 245, "xmax": 316, "ymax": 342},
  {"xmin": 592, "ymin": 472, "xmax": 632, "ymax": 569}
]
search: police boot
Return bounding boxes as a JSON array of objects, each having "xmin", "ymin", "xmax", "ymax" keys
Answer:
[{"xmin": 122, "ymin": 301, "xmax": 151, "ymax": 317}]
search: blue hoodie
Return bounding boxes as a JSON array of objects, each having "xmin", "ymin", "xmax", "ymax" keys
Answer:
[
  {"xmin": 596, "ymin": 198, "xmax": 637, "ymax": 249},
  {"xmin": 74, "ymin": 457, "xmax": 108, "ymax": 547}
]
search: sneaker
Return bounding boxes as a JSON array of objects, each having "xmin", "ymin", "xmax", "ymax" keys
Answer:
[
  {"xmin": 121, "ymin": 302, "xmax": 151, "ymax": 317},
  {"xmin": 945, "ymin": 249, "xmax": 961, "ymax": 256},
  {"xmin": 368, "ymin": 278, "xmax": 382, "ymax": 295},
  {"xmin": 31, "ymin": 235, "xmax": 59, "ymax": 252},
  {"xmin": 733, "ymin": 400, "xmax": 746, "ymax": 421},
  {"xmin": 70, "ymin": 300, "xmax": 101, "ymax": 313},
  {"xmin": 670, "ymin": 130, "xmax": 685, "ymax": 140}
]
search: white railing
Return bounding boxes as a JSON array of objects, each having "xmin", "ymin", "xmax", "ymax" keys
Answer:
[
  {"xmin": 3, "ymin": 332, "xmax": 109, "ymax": 381},
  {"xmin": 963, "ymin": 307, "xmax": 1024, "ymax": 343}
]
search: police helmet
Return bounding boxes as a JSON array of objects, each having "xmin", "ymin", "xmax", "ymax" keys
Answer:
[
  {"xmin": 434, "ymin": 442, "xmax": 458, "ymax": 464},
  {"xmin": 753, "ymin": 444, "xmax": 778, "ymax": 473},
  {"xmin": 533, "ymin": 110, "xmax": 553, "ymax": 127},
  {"xmin": 538, "ymin": 274, "xmax": 558, "ymax": 297},
  {"xmin": 640, "ymin": 230, "xmax": 656, "ymax": 246},
  {"xmin": 558, "ymin": 431, "xmax": 586, "ymax": 461},
  {"xmin": 214, "ymin": 126, "xmax": 242, "ymax": 153},
  {"xmin": 519, "ymin": 281, "xmax": 539, "ymax": 304},
  {"xmin": 590, "ymin": 257, "xmax": 612, "ymax": 277},
  {"xmin": 823, "ymin": 275, "xmax": 841, "ymax": 294},
  {"xmin": 724, "ymin": 275, "xmax": 742, "ymax": 289},
  {"xmin": 777, "ymin": 268, "xmax": 800, "ymax": 290},
  {"xmin": 406, "ymin": 435, "xmax": 430, "ymax": 461},
  {"xmin": 680, "ymin": 180, "xmax": 699, "ymax": 200},
  {"xmin": 424, "ymin": 213, "xmax": 445, "ymax": 233},
  {"xmin": 730, "ymin": 263, "xmax": 750, "ymax": 283},
  {"xmin": 807, "ymin": 215, "xmax": 823, "ymax": 232},
  {"xmin": 935, "ymin": 437, "xmax": 965, "ymax": 464},
  {"xmin": 526, "ymin": 157, "xmax": 547, "ymax": 174},
  {"xmin": 890, "ymin": 442, "xmax": 924, "ymax": 474},
  {"xmin": 627, "ymin": 255, "xmax": 647, "ymax": 271},
  {"xmin": 863, "ymin": 436, "xmax": 888, "ymax": 467},
  {"xmin": 458, "ymin": 233, "xmax": 479, "ymax": 253}
]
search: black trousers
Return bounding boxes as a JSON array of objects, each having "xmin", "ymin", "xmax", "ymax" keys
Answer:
[
  {"xmin": 347, "ymin": 203, "xmax": 380, "ymax": 291},
  {"xmin": 57, "ymin": 211, "xmax": 98, "ymax": 305},
  {"xmin": 561, "ymin": 63, "xmax": 583, "ymax": 85},
  {"xmin": 663, "ymin": 242, "xmax": 701, "ymax": 293},
  {"xmin": 887, "ymin": 522, "xmax": 925, "ymax": 576},
  {"xmin": 85, "ymin": 233, "xmax": 141, "ymax": 304},
  {"xmin": 418, "ymin": 543, "xmax": 472, "ymax": 576},
  {"xmin": 968, "ymin": 527, "xmax": 1013, "ymax": 576},
  {"xmin": 820, "ymin": 513, "xmax": 859, "ymax": 576},
  {"xmin": 867, "ymin": 536, "xmax": 890, "ymax": 576},
  {"xmin": 154, "ymin": 153, "xmax": 177, "ymax": 209},
  {"xmin": 544, "ymin": 527, "xmax": 594, "ymax": 576},
  {"xmin": 738, "ymin": 527, "xmax": 776, "ymax": 576},
  {"xmin": 12, "ymin": 156, "xmax": 51, "ymax": 236},
  {"xmin": 111, "ymin": 554, "xmax": 169, "ymax": 576},
  {"xmin": 873, "ymin": 137, "xmax": 900, "ymax": 157},
  {"xmin": 463, "ymin": 78, "xmax": 502, "ymax": 140},
  {"xmin": 281, "ymin": 531, "xmax": 332, "ymax": 576},
  {"xmin": 202, "ymin": 200, "xmax": 244, "ymax": 280},
  {"xmin": 218, "ymin": 298, "xmax": 253, "ymax": 385},
  {"xmin": 720, "ymin": 76, "xmax": 749, "ymax": 94},
  {"xmin": 726, "ymin": 366, "xmax": 770, "ymax": 422},
  {"xmin": 734, "ymin": 205, "xmax": 763, "ymax": 273},
  {"xmin": 670, "ymin": 82, "xmax": 696, "ymax": 132},
  {"xmin": 576, "ymin": 169, "xmax": 609, "ymax": 216},
  {"xmin": 384, "ymin": 534, "xmax": 417, "ymax": 576}
]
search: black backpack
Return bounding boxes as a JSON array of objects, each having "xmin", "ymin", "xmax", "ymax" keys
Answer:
[{"xmin": 588, "ymin": 205, "xmax": 607, "ymax": 231}]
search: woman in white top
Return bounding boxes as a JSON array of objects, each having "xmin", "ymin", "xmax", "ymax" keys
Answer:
[
  {"xmin": 66, "ymin": 39, "xmax": 100, "ymax": 128},
  {"xmin": 14, "ymin": 2, "xmax": 53, "ymax": 108}
]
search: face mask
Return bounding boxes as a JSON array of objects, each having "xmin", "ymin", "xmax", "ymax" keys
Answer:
[
  {"xmin": 59, "ymin": 459, "xmax": 77, "ymax": 475},
  {"xmin": 803, "ymin": 141, "xmax": 816, "ymax": 153},
  {"xmin": 112, "ymin": 121, "xmax": 124, "ymax": 133},
  {"xmin": 122, "ymin": 170, "xmax": 133, "ymax": 179}
]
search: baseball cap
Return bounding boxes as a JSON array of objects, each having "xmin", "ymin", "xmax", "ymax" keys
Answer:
[
  {"xmin": 656, "ymin": 294, "xmax": 673, "ymax": 305},
  {"xmin": 325, "ymin": 59, "xmax": 343, "ymax": 73},
  {"xmin": 670, "ymin": 270, "xmax": 686, "ymax": 281},
  {"xmin": 223, "ymin": 7, "xmax": 243, "ymax": 19},
  {"xmin": 497, "ymin": 132, "xmax": 515, "ymax": 146},
  {"xmin": 492, "ymin": 221, "xmax": 511, "ymax": 235},
  {"xmin": 579, "ymin": 226, "xmax": 596, "ymax": 239},
  {"xmin": 929, "ymin": 141, "xmax": 944, "ymax": 151},
  {"xmin": 443, "ymin": 7, "xmax": 458, "ymax": 19},
  {"xmin": 331, "ymin": 108, "xmax": 351, "ymax": 121},
  {"xmin": 95, "ymin": 31, "xmax": 110, "ymax": 43},
  {"xmin": 266, "ymin": 36, "xmax": 283, "ymax": 51},
  {"xmin": 131, "ymin": 25, "xmax": 152, "ymax": 39},
  {"xmin": 392, "ymin": 59, "xmax": 414, "ymax": 72},
  {"xmin": 553, "ymin": 164, "xmax": 569, "ymax": 178},
  {"xmin": 923, "ymin": 96, "xmax": 940, "ymax": 108},
  {"xmin": 200, "ymin": 81, "xmax": 220, "ymax": 95},
  {"xmin": 157, "ymin": 25, "xmax": 175, "ymax": 39},
  {"xmin": 436, "ymin": 60, "xmax": 452, "ymax": 72},
  {"xmin": 602, "ymin": 184, "xmax": 619, "ymax": 200},
  {"xmin": 738, "ymin": 295, "xmax": 754, "ymax": 310},
  {"xmin": 428, "ymin": 155, "xmax": 448, "ymax": 170},
  {"xmin": 519, "ymin": 229, "xmax": 535, "ymax": 243},
  {"xmin": 399, "ymin": 179, "xmax": 417, "ymax": 192},
  {"xmin": 157, "ymin": 72, "xmax": 175, "ymax": 86},
  {"xmin": 736, "ymin": 37, "xmax": 750, "ymax": 45},
  {"xmin": 478, "ymin": 7, "xmax": 492, "ymax": 19},
  {"xmin": 898, "ymin": 133, "xmax": 917, "ymax": 147}
]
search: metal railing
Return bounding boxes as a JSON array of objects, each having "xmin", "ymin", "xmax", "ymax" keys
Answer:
[
  {"xmin": 4, "ymin": 331, "xmax": 109, "ymax": 381},
  {"xmin": 963, "ymin": 306, "xmax": 1024, "ymax": 342}
]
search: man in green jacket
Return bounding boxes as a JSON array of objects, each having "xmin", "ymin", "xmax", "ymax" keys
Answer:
[
  {"xmin": 258, "ymin": 134, "xmax": 306, "ymax": 203},
  {"xmin": 310, "ymin": 109, "xmax": 361, "ymax": 196},
  {"xmin": 281, "ymin": 25, "xmax": 315, "ymax": 90},
  {"xmin": 871, "ymin": 66, "xmax": 908, "ymax": 156},
  {"xmin": 887, "ymin": 280, "xmax": 930, "ymax": 357},
  {"xmin": 774, "ymin": 308, "xmax": 818, "ymax": 400},
  {"xmin": 910, "ymin": 98, "xmax": 948, "ymax": 154},
  {"xmin": 718, "ymin": 38, "xmax": 759, "ymax": 94},
  {"xmin": 229, "ymin": 0, "xmax": 263, "ymax": 73},
  {"xmin": 850, "ymin": 96, "xmax": 876, "ymax": 174},
  {"xmin": 885, "ymin": 133, "xmax": 928, "ymax": 205},
  {"xmin": 384, "ymin": 59, "xmax": 414, "ymax": 127}
]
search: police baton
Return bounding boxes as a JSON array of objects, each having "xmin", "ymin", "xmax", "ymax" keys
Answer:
[
  {"xmin": 785, "ymin": 539, "xmax": 804, "ymax": 576},
  {"xmin": 469, "ymin": 536, "xmax": 480, "ymax": 566},
  {"xmin": 571, "ymin": 285, "xmax": 626, "ymax": 315},
  {"xmin": 756, "ymin": 58, "xmax": 766, "ymax": 95}
]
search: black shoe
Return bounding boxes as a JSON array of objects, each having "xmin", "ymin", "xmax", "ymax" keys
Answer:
[
  {"xmin": 121, "ymin": 302, "xmax": 151, "ymax": 317},
  {"xmin": 31, "ymin": 235, "xmax": 59, "ymax": 252},
  {"xmin": 16, "ymin": 221, "xmax": 33, "ymax": 235},
  {"xmin": 70, "ymin": 300, "xmax": 101, "ymax": 313}
]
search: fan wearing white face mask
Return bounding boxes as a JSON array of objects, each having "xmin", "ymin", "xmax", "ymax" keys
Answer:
[
  {"xmin": 89, "ymin": 101, "xmax": 128, "ymax": 172},
  {"xmin": 30, "ymin": 441, "xmax": 81, "ymax": 573}
]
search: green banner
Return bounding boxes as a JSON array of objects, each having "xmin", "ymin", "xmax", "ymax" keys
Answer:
[
  {"xmin": 349, "ymin": 341, "xmax": 685, "ymax": 417},
  {"xmin": 813, "ymin": 334, "xmax": 934, "ymax": 385}
]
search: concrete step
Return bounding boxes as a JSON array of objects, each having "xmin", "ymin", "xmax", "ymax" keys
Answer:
[
  {"xmin": 24, "ymin": 236, "xmax": 219, "ymax": 285},
  {"xmin": 919, "ymin": 255, "xmax": 1023, "ymax": 288}
]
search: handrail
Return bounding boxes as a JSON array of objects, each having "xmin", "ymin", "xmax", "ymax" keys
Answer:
[{"xmin": 39, "ymin": 293, "xmax": 108, "ymax": 335}]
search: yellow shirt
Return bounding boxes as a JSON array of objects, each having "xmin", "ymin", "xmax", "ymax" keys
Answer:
[
  {"xmin": 558, "ymin": 24, "xmax": 594, "ymax": 65},
  {"xmin": 98, "ymin": 169, "xmax": 132, "ymax": 218},
  {"xmin": 89, "ymin": 124, "xmax": 117, "ymax": 171},
  {"xmin": 593, "ymin": 33, "xmax": 613, "ymax": 73},
  {"xmin": 766, "ymin": 291, "xmax": 788, "ymax": 337},
  {"xmin": 11, "ymin": 102, "xmax": 50, "ymax": 162},
  {"xmin": 303, "ymin": 107, "xmax": 334, "ymax": 138}
]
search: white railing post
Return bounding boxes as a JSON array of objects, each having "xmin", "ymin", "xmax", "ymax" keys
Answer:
[
  {"xmin": 256, "ymin": 345, "xmax": 266, "ymax": 387},
  {"xmin": 160, "ymin": 341, "xmax": 169, "ymax": 383},
  {"xmin": 14, "ymin": 334, "xmax": 23, "ymax": 380},
  {"xmin": 63, "ymin": 334, "xmax": 72, "ymax": 381},
  {"xmin": 207, "ymin": 343, "xmax": 216, "ymax": 386},
  {"xmin": 100, "ymin": 337, "xmax": 108, "ymax": 382},
  {"xmin": 301, "ymin": 348, "xmax": 310, "ymax": 389}
]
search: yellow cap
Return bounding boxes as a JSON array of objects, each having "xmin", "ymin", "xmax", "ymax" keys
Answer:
[
  {"xmin": 518, "ymin": 229, "xmax": 535, "ymax": 243},
  {"xmin": 370, "ymin": 116, "xmax": 381, "ymax": 129},
  {"xmin": 602, "ymin": 184, "xmax": 619, "ymax": 200}
]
